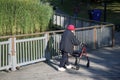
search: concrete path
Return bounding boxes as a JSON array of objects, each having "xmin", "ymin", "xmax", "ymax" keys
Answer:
[
  {"xmin": 0, "ymin": 32, "xmax": 120, "ymax": 80},
  {"xmin": 0, "ymin": 47, "xmax": 120, "ymax": 80}
]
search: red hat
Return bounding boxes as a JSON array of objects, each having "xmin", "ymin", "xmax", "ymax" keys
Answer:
[{"xmin": 67, "ymin": 24, "xmax": 75, "ymax": 30}]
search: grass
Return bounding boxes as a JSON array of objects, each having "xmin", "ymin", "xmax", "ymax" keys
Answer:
[
  {"xmin": 55, "ymin": 0, "xmax": 120, "ymax": 25},
  {"xmin": 106, "ymin": 2, "xmax": 120, "ymax": 24}
]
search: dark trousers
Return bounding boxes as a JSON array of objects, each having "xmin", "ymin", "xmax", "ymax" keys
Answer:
[{"xmin": 59, "ymin": 51, "xmax": 69, "ymax": 67}]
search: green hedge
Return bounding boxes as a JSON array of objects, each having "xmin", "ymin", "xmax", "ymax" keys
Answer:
[{"xmin": 0, "ymin": 0, "xmax": 53, "ymax": 36}]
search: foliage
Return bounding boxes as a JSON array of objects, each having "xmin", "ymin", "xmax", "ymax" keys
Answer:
[
  {"xmin": 0, "ymin": 0, "xmax": 53, "ymax": 36},
  {"xmin": 53, "ymin": 0, "xmax": 120, "ymax": 24}
]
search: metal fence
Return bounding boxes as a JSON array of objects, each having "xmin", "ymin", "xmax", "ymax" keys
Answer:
[
  {"xmin": 0, "ymin": 34, "xmax": 47, "ymax": 71},
  {"xmin": 16, "ymin": 36, "xmax": 46, "ymax": 67},
  {"xmin": 75, "ymin": 24, "xmax": 114, "ymax": 50},
  {"xmin": 0, "ymin": 24, "xmax": 115, "ymax": 71},
  {"xmin": 0, "ymin": 40, "xmax": 10, "ymax": 70},
  {"xmin": 53, "ymin": 13, "xmax": 108, "ymax": 28}
]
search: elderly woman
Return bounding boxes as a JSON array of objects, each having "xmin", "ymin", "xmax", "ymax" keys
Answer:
[{"xmin": 58, "ymin": 24, "xmax": 80, "ymax": 71}]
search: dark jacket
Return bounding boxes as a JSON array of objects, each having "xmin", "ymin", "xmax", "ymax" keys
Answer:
[{"xmin": 60, "ymin": 30, "xmax": 80, "ymax": 53}]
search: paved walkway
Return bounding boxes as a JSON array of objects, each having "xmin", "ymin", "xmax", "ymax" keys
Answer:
[
  {"xmin": 0, "ymin": 32, "xmax": 120, "ymax": 80},
  {"xmin": 0, "ymin": 46, "xmax": 120, "ymax": 80}
]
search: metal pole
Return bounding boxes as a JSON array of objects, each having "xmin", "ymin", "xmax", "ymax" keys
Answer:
[{"xmin": 103, "ymin": 0, "xmax": 107, "ymax": 22}]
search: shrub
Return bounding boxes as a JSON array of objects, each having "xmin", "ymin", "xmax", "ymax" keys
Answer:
[{"xmin": 0, "ymin": 0, "xmax": 53, "ymax": 35}]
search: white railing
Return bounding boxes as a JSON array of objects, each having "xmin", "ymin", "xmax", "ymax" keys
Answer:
[
  {"xmin": 0, "ymin": 24, "xmax": 115, "ymax": 71},
  {"xmin": 0, "ymin": 41, "xmax": 10, "ymax": 70},
  {"xmin": 16, "ymin": 36, "xmax": 46, "ymax": 67},
  {"xmin": 0, "ymin": 34, "xmax": 47, "ymax": 71}
]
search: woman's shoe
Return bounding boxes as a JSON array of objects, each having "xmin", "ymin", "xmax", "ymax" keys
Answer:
[
  {"xmin": 65, "ymin": 65, "xmax": 72, "ymax": 69},
  {"xmin": 58, "ymin": 67, "xmax": 66, "ymax": 71}
]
